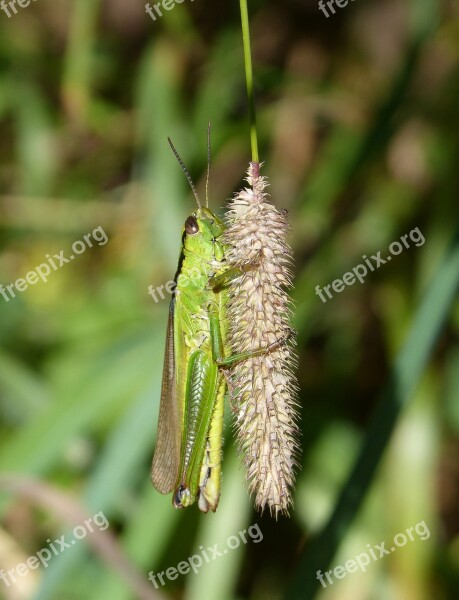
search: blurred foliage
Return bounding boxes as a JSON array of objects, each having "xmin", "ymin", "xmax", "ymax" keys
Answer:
[{"xmin": 0, "ymin": 1, "xmax": 458, "ymax": 599}]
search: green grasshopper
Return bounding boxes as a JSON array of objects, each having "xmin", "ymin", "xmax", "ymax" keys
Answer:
[
  {"xmin": 151, "ymin": 131, "xmax": 272, "ymax": 512},
  {"xmin": 151, "ymin": 132, "xmax": 235, "ymax": 512}
]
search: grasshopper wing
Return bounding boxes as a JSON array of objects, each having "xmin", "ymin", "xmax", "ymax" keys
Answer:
[{"xmin": 151, "ymin": 300, "xmax": 181, "ymax": 493}]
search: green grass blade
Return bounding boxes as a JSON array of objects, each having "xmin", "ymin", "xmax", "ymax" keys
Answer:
[
  {"xmin": 286, "ymin": 226, "xmax": 459, "ymax": 599},
  {"xmin": 62, "ymin": 0, "xmax": 101, "ymax": 124},
  {"xmin": 185, "ymin": 447, "xmax": 252, "ymax": 600}
]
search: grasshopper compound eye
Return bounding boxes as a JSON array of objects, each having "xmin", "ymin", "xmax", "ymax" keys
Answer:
[{"xmin": 185, "ymin": 216, "xmax": 199, "ymax": 235}]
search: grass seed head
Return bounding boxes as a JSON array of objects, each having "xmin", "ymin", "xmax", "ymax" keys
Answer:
[{"xmin": 223, "ymin": 162, "xmax": 300, "ymax": 518}]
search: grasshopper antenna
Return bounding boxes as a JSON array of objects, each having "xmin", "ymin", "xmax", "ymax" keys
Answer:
[
  {"xmin": 206, "ymin": 122, "xmax": 211, "ymax": 208},
  {"xmin": 168, "ymin": 137, "xmax": 202, "ymax": 210}
]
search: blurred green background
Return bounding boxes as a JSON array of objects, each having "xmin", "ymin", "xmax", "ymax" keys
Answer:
[{"xmin": 0, "ymin": 0, "xmax": 458, "ymax": 599}]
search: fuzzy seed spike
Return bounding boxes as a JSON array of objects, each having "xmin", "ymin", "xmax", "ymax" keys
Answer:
[{"xmin": 223, "ymin": 163, "xmax": 300, "ymax": 517}]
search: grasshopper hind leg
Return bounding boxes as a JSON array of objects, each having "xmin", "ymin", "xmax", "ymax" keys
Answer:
[{"xmin": 197, "ymin": 374, "xmax": 225, "ymax": 512}]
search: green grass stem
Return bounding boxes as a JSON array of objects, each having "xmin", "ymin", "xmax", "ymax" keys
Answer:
[{"xmin": 239, "ymin": 0, "xmax": 259, "ymax": 163}]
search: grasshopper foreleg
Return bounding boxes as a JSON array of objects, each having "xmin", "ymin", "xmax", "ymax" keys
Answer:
[{"xmin": 208, "ymin": 250, "xmax": 263, "ymax": 290}]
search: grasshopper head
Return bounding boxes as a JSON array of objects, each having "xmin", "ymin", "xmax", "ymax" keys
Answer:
[{"xmin": 182, "ymin": 208, "xmax": 225, "ymax": 259}]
